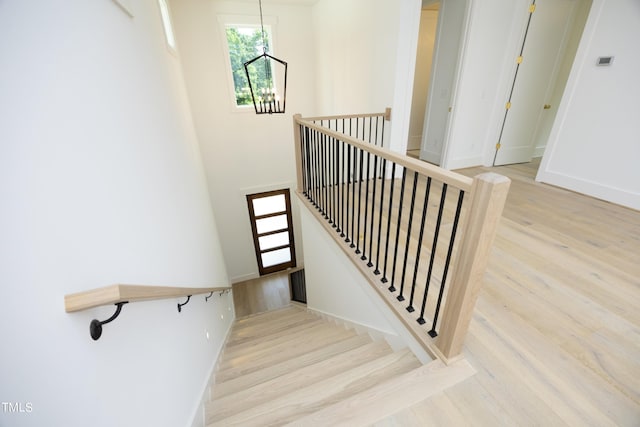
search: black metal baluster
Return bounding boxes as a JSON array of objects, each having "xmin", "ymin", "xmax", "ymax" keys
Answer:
[
  {"xmin": 427, "ymin": 190, "xmax": 465, "ymax": 336},
  {"xmin": 389, "ymin": 167, "xmax": 407, "ymax": 292},
  {"xmin": 345, "ymin": 143, "xmax": 351, "ymax": 244},
  {"xmin": 381, "ymin": 162, "xmax": 397, "ymax": 284},
  {"xmin": 350, "ymin": 147, "xmax": 357, "ymax": 249},
  {"xmin": 318, "ymin": 128, "xmax": 324, "ymax": 213},
  {"xmin": 407, "ymin": 177, "xmax": 432, "ymax": 313},
  {"xmin": 361, "ymin": 149, "xmax": 370, "ymax": 261},
  {"xmin": 340, "ymin": 136, "xmax": 345, "ymax": 237},
  {"xmin": 332, "ymin": 136, "xmax": 338, "ymax": 229},
  {"xmin": 355, "ymin": 147, "xmax": 363, "ymax": 254},
  {"xmin": 322, "ymin": 127, "xmax": 328, "ymax": 219},
  {"xmin": 362, "ymin": 116, "xmax": 367, "ymax": 142},
  {"xmin": 374, "ymin": 158, "xmax": 387, "ymax": 275},
  {"xmin": 367, "ymin": 154, "xmax": 379, "ymax": 268},
  {"xmin": 381, "ymin": 112, "xmax": 386, "ymax": 149},
  {"xmin": 321, "ymin": 131, "xmax": 327, "ymax": 216},
  {"xmin": 310, "ymin": 128, "xmax": 317, "ymax": 207},
  {"xmin": 299, "ymin": 125, "xmax": 306, "ymax": 195},
  {"xmin": 327, "ymin": 134, "xmax": 332, "ymax": 222},
  {"xmin": 397, "ymin": 172, "xmax": 419, "ymax": 302},
  {"xmin": 309, "ymin": 128, "xmax": 316, "ymax": 205},
  {"xmin": 315, "ymin": 129, "xmax": 322, "ymax": 210},
  {"xmin": 316, "ymin": 128, "xmax": 322, "ymax": 211},
  {"xmin": 302, "ymin": 126, "xmax": 310, "ymax": 197},
  {"xmin": 418, "ymin": 184, "xmax": 448, "ymax": 326}
]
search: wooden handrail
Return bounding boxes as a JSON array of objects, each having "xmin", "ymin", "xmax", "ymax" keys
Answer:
[
  {"xmin": 294, "ymin": 115, "xmax": 474, "ymax": 192},
  {"xmin": 65, "ymin": 284, "xmax": 231, "ymax": 313},
  {"xmin": 301, "ymin": 110, "xmax": 390, "ymax": 122}
]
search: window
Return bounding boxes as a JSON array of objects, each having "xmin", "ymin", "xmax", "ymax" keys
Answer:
[
  {"xmin": 223, "ymin": 24, "xmax": 275, "ymax": 107},
  {"xmin": 247, "ymin": 189, "xmax": 296, "ymax": 276},
  {"xmin": 219, "ymin": 15, "xmax": 279, "ymax": 110},
  {"xmin": 158, "ymin": 0, "xmax": 177, "ymax": 52}
]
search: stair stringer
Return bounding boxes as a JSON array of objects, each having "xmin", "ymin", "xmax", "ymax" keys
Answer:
[{"xmin": 298, "ymin": 200, "xmax": 435, "ymax": 365}]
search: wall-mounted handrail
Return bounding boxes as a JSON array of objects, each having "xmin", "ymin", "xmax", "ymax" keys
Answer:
[
  {"xmin": 65, "ymin": 284, "xmax": 232, "ymax": 340},
  {"xmin": 64, "ymin": 284, "xmax": 230, "ymax": 313},
  {"xmin": 293, "ymin": 112, "xmax": 509, "ymax": 363}
]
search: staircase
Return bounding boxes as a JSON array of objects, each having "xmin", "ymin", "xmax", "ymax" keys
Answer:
[{"xmin": 204, "ymin": 305, "xmax": 475, "ymax": 426}]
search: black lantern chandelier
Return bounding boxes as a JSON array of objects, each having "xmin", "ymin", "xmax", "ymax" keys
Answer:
[{"xmin": 243, "ymin": 0, "xmax": 287, "ymax": 114}]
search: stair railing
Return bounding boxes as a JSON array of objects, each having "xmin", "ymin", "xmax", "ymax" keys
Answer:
[{"xmin": 293, "ymin": 112, "xmax": 510, "ymax": 363}]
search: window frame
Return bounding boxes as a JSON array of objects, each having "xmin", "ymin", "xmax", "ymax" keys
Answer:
[
  {"xmin": 218, "ymin": 14, "xmax": 279, "ymax": 112},
  {"xmin": 158, "ymin": 0, "xmax": 177, "ymax": 54},
  {"xmin": 246, "ymin": 189, "xmax": 297, "ymax": 276}
]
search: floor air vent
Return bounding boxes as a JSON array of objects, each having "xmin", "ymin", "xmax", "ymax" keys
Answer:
[{"xmin": 289, "ymin": 269, "xmax": 306, "ymax": 304}]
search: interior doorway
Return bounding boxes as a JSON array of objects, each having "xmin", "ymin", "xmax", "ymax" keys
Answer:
[
  {"xmin": 492, "ymin": 0, "xmax": 592, "ymax": 167},
  {"xmin": 407, "ymin": 3, "xmax": 439, "ymax": 159}
]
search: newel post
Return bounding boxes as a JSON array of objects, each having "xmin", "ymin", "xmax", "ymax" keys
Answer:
[
  {"xmin": 292, "ymin": 114, "xmax": 304, "ymax": 193},
  {"xmin": 435, "ymin": 172, "xmax": 510, "ymax": 360}
]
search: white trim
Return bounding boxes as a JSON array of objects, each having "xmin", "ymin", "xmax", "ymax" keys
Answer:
[
  {"xmin": 440, "ymin": 0, "xmax": 475, "ymax": 170},
  {"xmin": 187, "ymin": 294, "xmax": 235, "ymax": 427},
  {"xmin": 445, "ymin": 155, "xmax": 484, "ymax": 171},
  {"xmin": 308, "ymin": 307, "xmax": 409, "ymax": 352},
  {"xmin": 536, "ymin": 169, "xmax": 640, "ymax": 211},
  {"xmin": 388, "ymin": 0, "xmax": 422, "ymax": 155}
]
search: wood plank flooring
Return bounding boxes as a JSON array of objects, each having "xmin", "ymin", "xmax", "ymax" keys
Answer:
[
  {"xmin": 375, "ymin": 159, "xmax": 640, "ymax": 425},
  {"xmin": 232, "ymin": 272, "xmax": 291, "ymax": 318}
]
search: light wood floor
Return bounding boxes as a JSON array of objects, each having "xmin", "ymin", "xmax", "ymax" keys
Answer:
[
  {"xmin": 376, "ymin": 159, "xmax": 640, "ymax": 426},
  {"xmin": 228, "ymin": 159, "xmax": 640, "ymax": 425},
  {"xmin": 232, "ymin": 272, "xmax": 291, "ymax": 318}
]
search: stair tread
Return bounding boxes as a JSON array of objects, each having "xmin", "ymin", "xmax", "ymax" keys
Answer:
[
  {"xmin": 218, "ymin": 321, "xmax": 353, "ymax": 369},
  {"xmin": 207, "ymin": 340, "xmax": 393, "ymax": 422},
  {"xmin": 229, "ymin": 308, "xmax": 316, "ymax": 337},
  {"xmin": 215, "ymin": 324, "xmax": 357, "ymax": 382},
  {"xmin": 212, "ymin": 334, "xmax": 372, "ymax": 399},
  {"xmin": 221, "ymin": 317, "xmax": 325, "ymax": 358},
  {"xmin": 285, "ymin": 358, "xmax": 476, "ymax": 426},
  {"xmin": 206, "ymin": 348, "xmax": 421, "ymax": 426},
  {"xmin": 233, "ymin": 305, "xmax": 301, "ymax": 325}
]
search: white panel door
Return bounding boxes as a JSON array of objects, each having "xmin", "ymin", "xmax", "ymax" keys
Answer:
[{"xmin": 494, "ymin": 0, "xmax": 576, "ymax": 166}]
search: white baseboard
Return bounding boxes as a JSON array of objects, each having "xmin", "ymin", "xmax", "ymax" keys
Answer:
[
  {"xmin": 537, "ymin": 169, "xmax": 640, "ymax": 211},
  {"xmin": 230, "ymin": 272, "xmax": 259, "ymax": 284},
  {"xmin": 443, "ymin": 155, "xmax": 484, "ymax": 171},
  {"xmin": 188, "ymin": 319, "xmax": 235, "ymax": 427},
  {"xmin": 533, "ymin": 145, "xmax": 546, "ymax": 157},
  {"xmin": 307, "ymin": 307, "xmax": 408, "ymax": 352}
]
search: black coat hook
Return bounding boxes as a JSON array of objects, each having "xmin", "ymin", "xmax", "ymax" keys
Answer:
[
  {"xmin": 205, "ymin": 291, "xmax": 214, "ymax": 302},
  {"xmin": 90, "ymin": 302, "xmax": 128, "ymax": 341},
  {"xmin": 177, "ymin": 295, "xmax": 191, "ymax": 313}
]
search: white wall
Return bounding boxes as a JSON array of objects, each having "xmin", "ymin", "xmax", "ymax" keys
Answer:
[
  {"xmin": 170, "ymin": 0, "xmax": 316, "ymax": 282},
  {"xmin": 537, "ymin": 0, "xmax": 640, "ymax": 210},
  {"xmin": 311, "ymin": 0, "xmax": 402, "ymax": 116},
  {"xmin": 0, "ymin": 1, "xmax": 233, "ymax": 426},
  {"xmin": 298, "ymin": 200, "xmax": 432, "ymax": 364},
  {"xmin": 312, "ymin": 0, "xmax": 421, "ymax": 155}
]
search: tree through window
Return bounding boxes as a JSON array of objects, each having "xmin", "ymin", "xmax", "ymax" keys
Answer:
[{"xmin": 224, "ymin": 25, "xmax": 274, "ymax": 107}]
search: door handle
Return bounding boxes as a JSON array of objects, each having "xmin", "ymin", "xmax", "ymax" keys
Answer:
[{"xmin": 543, "ymin": 104, "xmax": 551, "ymax": 109}]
